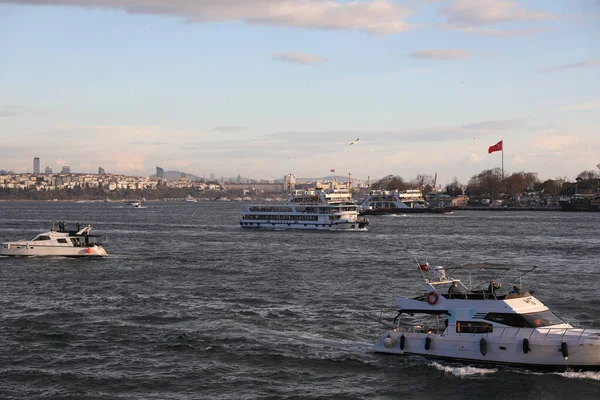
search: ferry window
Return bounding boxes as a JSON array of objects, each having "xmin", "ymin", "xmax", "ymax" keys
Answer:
[
  {"xmin": 57, "ymin": 238, "xmax": 68, "ymax": 244},
  {"xmin": 456, "ymin": 321, "xmax": 493, "ymax": 334},
  {"xmin": 33, "ymin": 235, "xmax": 51, "ymax": 241}
]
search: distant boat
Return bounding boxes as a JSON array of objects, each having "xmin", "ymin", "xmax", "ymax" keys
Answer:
[
  {"xmin": 186, "ymin": 194, "xmax": 198, "ymax": 203},
  {"xmin": 124, "ymin": 200, "xmax": 142, "ymax": 208}
]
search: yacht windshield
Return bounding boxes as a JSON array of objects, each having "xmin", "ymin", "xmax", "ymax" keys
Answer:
[{"xmin": 484, "ymin": 310, "xmax": 564, "ymax": 327}]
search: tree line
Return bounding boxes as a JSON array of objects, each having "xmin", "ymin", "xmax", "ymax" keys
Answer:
[{"xmin": 372, "ymin": 164, "xmax": 600, "ymax": 198}]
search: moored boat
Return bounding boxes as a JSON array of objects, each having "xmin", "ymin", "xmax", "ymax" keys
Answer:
[
  {"xmin": 367, "ymin": 263, "xmax": 600, "ymax": 370},
  {"xmin": 558, "ymin": 193, "xmax": 600, "ymax": 212},
  {"xmin": 360, "ymin": 189, "xmax": 430, "ymax": 215},
  {"xmin": 0, "ymin": 222, "xmax": 108, "ymax": 257}
]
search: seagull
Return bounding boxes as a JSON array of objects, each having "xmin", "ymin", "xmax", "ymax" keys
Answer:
[{"xmin": 349, "ymin": 138, "xmax": 360, "ymax": 145}]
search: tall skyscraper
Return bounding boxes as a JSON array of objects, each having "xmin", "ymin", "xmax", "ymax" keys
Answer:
[
  {"xmin": 61, "ymin": 166, "xmax": 71, "ymax": 174},
  {"xmin": 44, "ymin": 166, "xmax": 53, "ymax": 174},
  {"xmin": 98, "ymin": 166, "xmax": 105, "ymax": 174},
  {"xmin": 33, "ymin": 157, "xmax": 40, "ymax": 174},
  {"xmin": 156, "ymin": 166, "xmax": 164, "ymax": 179},
  {"xmin": 210, "ymin": 173, "xmax": 215, "ymax": 181}
]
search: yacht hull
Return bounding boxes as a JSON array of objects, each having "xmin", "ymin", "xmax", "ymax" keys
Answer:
[
  {"xmin": 0, "ymin": 245, "xmax": 108, "ymax": 257},
  {"xmin": 373, "ymin": 330, "xmax": 600, "ymax": 370}
]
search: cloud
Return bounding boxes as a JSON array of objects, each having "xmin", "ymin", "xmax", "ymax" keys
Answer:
[
  {"xmin": 442, "ymin": 0, "xmax": 556, "ymax": 25},
  {"xmin": 440, "ymin": 0, "xmax": 557, "ymax": 37},
  {"xmin": 559, "ymin": 100, "xmax": 600, "ymax": 112},
  {"xmin": 210, "ymin": 125, "xmax": 248, "ymax": 132},
  {"xmin": 471, "ymin": 152, "xmax": 484, "ymax": 162},
  {"xmin": 462, "ymin": 118, "xmax": 525, "ymax": 130},
  {"xmin": 533, "ymin": 133, "xmax": 579, "ymax": 152},
  {"xmin": 539, "ymin": 59, "xmax": 600, "ymax": 73},
  {"xmin": 3, "ymin": 0, "xmax": 414, "ymax": 35},
  {"xmin": 272, "ymin": 52, "xmax": 327, "ymax": 65},
  {"xmin": 445, "ymin": 25, "xmax": 550, "ymax": 37},
  {"xmin": 409, "ymin": 48, "xmax": 472, "ymax": 61},
  {"xmin": 0, "ymin": 105, "xmax": 41, "ymax": 117}
]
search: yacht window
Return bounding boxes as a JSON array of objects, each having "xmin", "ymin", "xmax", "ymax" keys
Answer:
[
  {"xmin": 456, "ymin": 321, "xmax": 493, "ymax": 334},
  {"xmin": 484, "ymin": 311, "xmax": 563, "ymax": 327},
  {"xmin": 57, "ymin": 238, "xmax": 68, "ymax": 244},
  {"xmin": 33, "ymin": 235, "xmax": 51, "ymax": 241}
]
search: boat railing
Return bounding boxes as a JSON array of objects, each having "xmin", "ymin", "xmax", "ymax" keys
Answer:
[{"xmin": 450, "ymin": 324, "xmax": 600, "ymax": 340}]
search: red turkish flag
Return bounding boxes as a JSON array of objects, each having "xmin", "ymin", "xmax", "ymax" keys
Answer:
[{"xmin": 488, "ymin": 140, "xmax": 503, "ymax": 154}]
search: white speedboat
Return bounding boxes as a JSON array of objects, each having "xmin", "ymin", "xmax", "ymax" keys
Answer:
[
  {"xmin": 240, "ymin": 188, "xmax": 368, "ymax": 231},
  {"xmin": 368, "ymin": 263, "xmax": 600, "ymax": 370},
  {"xmin": 186, "ymin": 195, "xmax": 198, "ymax": 203},
  {"xmin": 124, "ymin": 200, "xmax": 142, "ymax": 208},
  {"xmin": 0, "ymin": 222, "xmax": 108, "ymax": 257}
]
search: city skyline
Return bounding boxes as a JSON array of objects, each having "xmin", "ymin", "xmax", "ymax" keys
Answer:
[{"xmin": 1, "ymin": 1, "xmax": 599, "ymax": 183}]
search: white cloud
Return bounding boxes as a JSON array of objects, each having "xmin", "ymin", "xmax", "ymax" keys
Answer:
[
  {"xmin": 4, "ymin": 0, "xmax": 414, "ymax": 35},
  {"xmin": 445, "ymin": 25, "xmax": 550, "ymax": 37},
  {"xmin": 409, "ymin": 48, "xmax": 472, "ymax": 61},
  {"xmin": 441, "ymin": 0, "xmax": 557, "ymax": 37},
  {"xmin": 533, "ymin": 133, "xmax": 579, "ymax": 152},
  {"xmin": 470, "ymin": 152, "xmax": 484, "ymax": 162},
  {"xmin": 539, "ymin": 59, "xmax": 600, "ymax": 73},
  {"xmin": 443, "ymin": 0, "xmax": 555, "ymax": 25},
  {"xmin": 210, "ymin": 125, "xmax": 248, "ymax": 132},
  {"xmin": 559, "ymin": 100, "xmax": 600, "ymax": 112},
  {"xmin": 273, "ymin": 52, "xmax": 327, "ymax": 65}
]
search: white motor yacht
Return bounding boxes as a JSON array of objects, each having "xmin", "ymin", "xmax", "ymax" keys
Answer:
[
  {"xmin": 0, "ymin": 222, "xmax": 108, "ymax": 257},
  {"xmin": 368, "ymin": 263, "xmax": 600, "ymax": 370},
  {"xmin": 124, "ymin": 200, "xmax": 142, "ymax": 208}
]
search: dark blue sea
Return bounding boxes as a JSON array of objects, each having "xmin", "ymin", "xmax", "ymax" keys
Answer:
[{"xmin": 0, "ymin": 201, "xmax": 599, "ymax": 399}]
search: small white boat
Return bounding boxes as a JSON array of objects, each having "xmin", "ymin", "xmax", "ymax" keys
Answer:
[
  {"xmin": 0, "ymin": 222, "xmax": 108, "ymax": 257},
  {"xmin": 124, "ymin": 200, "xmax": 142, "ymax": 208},
  {"xmin": 186, "ymin": 195, "xmax": 198, "ymax": 203},
  {"xmin": 368, "ymin": 262, "xmax": 600, "ymax": 370}
]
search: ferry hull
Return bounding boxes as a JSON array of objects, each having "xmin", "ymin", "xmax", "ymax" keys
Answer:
[
  {"xmin": 240, "ymin": 221, "xmax": 367, "ymax": 231},
  {"xmin": 373, "ymin": 330, "xmax": 600, "ymax": 371}
]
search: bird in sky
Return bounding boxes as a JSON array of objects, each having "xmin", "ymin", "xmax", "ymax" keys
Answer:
[{"xmin": 349, "ymin": 138, "xmax": 360, "ymax": 145}]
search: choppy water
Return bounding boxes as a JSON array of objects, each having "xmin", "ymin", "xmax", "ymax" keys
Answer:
[{"xmin": 0, "ymin": 201, "xmax": 599, "ymax": 399}]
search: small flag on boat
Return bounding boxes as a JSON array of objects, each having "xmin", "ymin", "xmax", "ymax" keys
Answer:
[
  {"xmin": 330, "ymin": 169, "xmax": 335, "ymax": 173},
  {"xmin": 418, "ymin": 263, "xmax": 430, "ymax": 271}
]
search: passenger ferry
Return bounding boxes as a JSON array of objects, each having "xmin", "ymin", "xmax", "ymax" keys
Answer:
[
  {"xmin": 360, "ymin": 189, "xmax": 429, "ymax": 215},
  {"xmin": 0, "ymin": 222, "xmax": 108, "ymax": 257},
  {"xmin": 240, "ymin": 188, "xmax": 368, "ymax": 231},
  {"xmin": 367, "ymin": 263, "xmax": 600, "ymax": 370}
]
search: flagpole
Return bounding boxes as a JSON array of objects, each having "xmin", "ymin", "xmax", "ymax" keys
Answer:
[{"xmin": 502, "ymin": 138, "xmax": 504, "ymax": 182}]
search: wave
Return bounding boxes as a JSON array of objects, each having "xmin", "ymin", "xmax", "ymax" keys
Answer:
[
  {"xmin": 430, "ymin": 361, "xmax": 498, "ymax": 377},
  {"xmin": 554, "ymin": 370, "xmax": 600, "ymax": 381}
]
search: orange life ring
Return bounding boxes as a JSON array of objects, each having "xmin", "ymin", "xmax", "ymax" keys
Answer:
[{"xmin": 427, "ymin": 291, "xmax": 439, "ymax": 305}]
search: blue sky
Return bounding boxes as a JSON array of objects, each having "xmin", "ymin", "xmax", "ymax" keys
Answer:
[{"xmin": 1, "ymin": 0, "xmax": 599, "ymax": 184}]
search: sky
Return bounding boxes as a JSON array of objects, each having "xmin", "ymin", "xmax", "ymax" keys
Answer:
[{"xmin": 1, "ymin": 0, "xmax": 599, "ymax": 184}]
